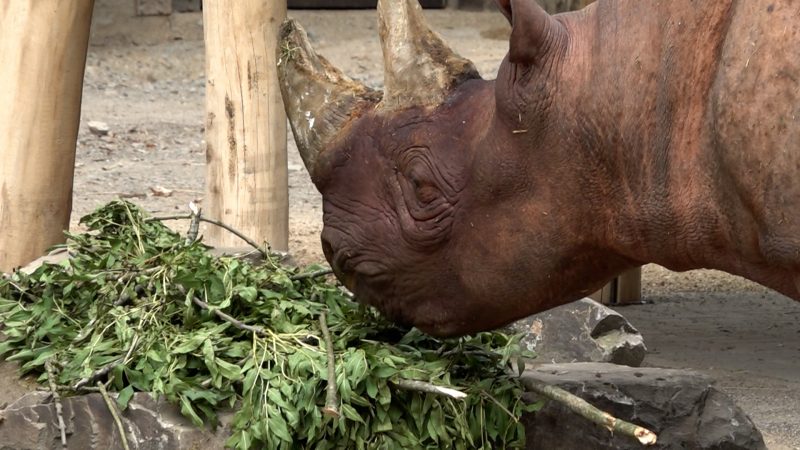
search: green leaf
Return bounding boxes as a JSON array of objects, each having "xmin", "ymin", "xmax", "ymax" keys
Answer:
[
  {"xmin": 173, "ymin": 334, "xmax": 205, "ymax": 354},
  {"xmin": 145, "ymin": 349, "xmax": 165, "ymax": 363},
  {"xmin": 0, "ymin": 341, "xmax": 15, "ymax": 357},
  {"xmin": 266, "ymin": 388, "xmax": 290, "ymax": 409},
  {"xmin": 268, "ymin": 413, "xmax": 293, "ymax": 442},
  {"xmin": 340, "ymin": 404, "xmax": 365, "ymax": 424},
  {"xmin": 236, "ymin": 286, "xmax": 258, "ymax": 303},
  {"xmin": 179, "ymin": 395, "xmax": 204, "ymax": 427},
  {"xmin": 374, "ymin": 407, "xmax": 393, "ymax": 433},
  {"xmin": 215, "ymin": 359, "xmax": 242, "ymax": 381},
  {"xmin": 372, "ymin": 366, "xmax": 397, "ymax": 379},
  {"xmin": 20, "ymin": 348, "xmax": 58, "ymax": 372},
  {"xmin": 242, "ymin": 368, "xmax": 259, "ymax": 396},
  {"xmin": 365, "ymin": 377, "xmax": 378, "ymax": 399},
  {"xmin": 116, "ymin": 385, "xmax": 135, "ymax": 410},
  {"xmin": 377, "ymin": 383, "xmax": 392, "ymax": 406}
]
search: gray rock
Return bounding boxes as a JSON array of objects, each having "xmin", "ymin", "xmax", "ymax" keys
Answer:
[
  {"xmin": 135, "ymin": 0, "xmax": 171, "ymax": 16},
  {"xmin": 505, "ymin": 298, "xmax": 646, "ymax": 366},
  {"xmin": 87, "ymin": 121, "xmax": 111, "ymax": 137},
  {"xmin": 521, "ymin": 363, "xmax": 766, "ymax": 450},
  {"xmin": 0, "ymin": 392, "xmax": 231, "ymax": 450},
  {"xmin": 0, "ymin": 361, "xmax": 40, "ymax": 410},
  {"xmin": 14, "ymin": 248, "xmax": 71, "ymax": 275},
  {"xmin": 2, "ymin": 391, "xmax": 50, "ymax": 411},
  {"xmin": 0, "ymin": 363, "xmax": 765, "ymax": 449}
]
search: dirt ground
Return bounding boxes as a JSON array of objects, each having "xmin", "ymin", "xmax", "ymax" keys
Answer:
[{"xmin": 66, "ymin": 8, "xmax": 799, "ymax": 449}]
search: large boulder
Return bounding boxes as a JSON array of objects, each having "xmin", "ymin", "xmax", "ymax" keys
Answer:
[
  {"xmin": 0, "ymin": 391, "xmax": 231, "ymax": 450},
  {"xmin": 505, "ymin": 298, "xmax": 647, "ymax": 367},
  {"xmin": 521, "ymin": 363, "xmax": 766, "ymax": 450},
  {"xmin": 0, "ymin": 362, "xmax": 764, "ymax": 449}
]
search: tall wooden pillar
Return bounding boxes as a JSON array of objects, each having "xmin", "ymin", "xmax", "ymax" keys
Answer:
[
  {"xmin": 590, "ymin": 267, "xmax": 643, "ymax": 305},
  {"xmin": 203, "ymin": 0, "xmax": 289, "ymax": 252},
  {"xmin": 0, "ymin": 0, "xmax": 95, "ymax": 272}
]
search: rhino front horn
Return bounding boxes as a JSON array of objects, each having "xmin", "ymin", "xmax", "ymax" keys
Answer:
[
  {"xmin": 277, "ymin": 20, "xmax": 380, "ymax": 176},
  {"xmin": 378, "ymin": 0, "xmax": 481, "ymax": 110}
]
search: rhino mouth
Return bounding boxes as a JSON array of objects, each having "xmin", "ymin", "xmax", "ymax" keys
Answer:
[{"xmin": 322, "ymin": 237, "xmax": 391, "ymax": 289}]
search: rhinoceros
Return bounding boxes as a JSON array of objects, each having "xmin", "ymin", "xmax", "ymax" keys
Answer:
[{"xmin": 278, "ymin": 0, "xmax": 800, "ymax": 337}]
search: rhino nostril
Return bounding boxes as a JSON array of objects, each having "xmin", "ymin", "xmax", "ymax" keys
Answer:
[
  {"xmin": 321, "ymin": 236, "xmax": 352, "ymax": 279},
  {"xmin": 321, "ymin": 237, "xmax": 335, "ymax": 265}
]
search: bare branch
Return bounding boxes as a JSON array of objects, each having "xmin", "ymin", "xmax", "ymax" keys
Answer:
[
  {"xmin": 319, "ymin": 312, "xmax": 340, "ymax": 418},
  {"xmin": 147, "ymin": 214, "xmax": 270, "ymax": 259},
  {"xmin": 191, "ymin": 295, "xmax": 267, "ymax": 336},
  {"xmin": 290, "ymin": 268, "xmax": 334, "ymax": 281},
  {"xmin": 519, "ymin": 376, "xmax": 658, "ymax": 446},
  {"xmin": 391, "ymin": 379, "xmax": 467, "ymax": 400},
  {"xmin": 97, "ymin": 382, "xmax": 131, "ymax": 450},
  {"xmin": 45, "ymin": 360, "xmax": 67, "ymax": 448}
]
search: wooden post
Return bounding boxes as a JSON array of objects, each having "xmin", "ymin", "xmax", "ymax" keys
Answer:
[
  {"xmin": 615, "ymin": 267, "xmax": 643, "ymax": 304},
  {"xmin": 589, "ymin": 282, "xmax": 615, "ymax": 305},
  {"xmin": 0, "ymin": 0, "xmax": 95, "ymax": 272},
  {"xmin": 590, "ymin": 267, "xmax": 643, "ymax": 305},
  {"xmin": 203, "ymin": 0, "xmax": 289, "ymax": 252}
]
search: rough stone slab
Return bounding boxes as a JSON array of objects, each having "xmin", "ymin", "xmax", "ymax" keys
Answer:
[
  {"xmin": 505, "ymin": 298, "xmax": 646, "ymax": 366},
  {"xmin": 521, "ymin": 363, "xmax": 766, "ymax": 450},
  {"xmin": 0, "ymin": 392, "xmax": 231, "ymax": 450},
  {"xmin": 0, "ymin": 361, "xmax": 40, "ymax": 410},
  {"xmin": 0, "ymin": 363, "xmax": 765, "ymax": 449},
  {"xmin": 136, "ymin": 0, "xmax": 172, "ymax": 16}
]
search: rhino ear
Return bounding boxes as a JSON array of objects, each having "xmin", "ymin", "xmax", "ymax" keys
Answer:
[{"xmin": 494, "ymin": 0, "xmax": 561, "ymax": 64}]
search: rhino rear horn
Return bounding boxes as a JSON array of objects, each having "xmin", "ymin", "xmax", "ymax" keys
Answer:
[
  {"xmin": 277, "ymin": 20, "xmax": 380, "ymax": 176},
  {"xmin": 378, "ymin": 0, "xmax": 481, "ymax": 110}
]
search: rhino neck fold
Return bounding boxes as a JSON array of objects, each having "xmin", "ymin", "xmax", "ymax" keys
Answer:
[{"xmin": 562, "ymin": 0, "xmax": 744, "ymax": 272}]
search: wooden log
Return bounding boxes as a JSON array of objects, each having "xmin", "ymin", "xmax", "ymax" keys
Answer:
[
  {"xmin": 590, "ymin": 268, "xmax": 643, "ymax": 305},
  {"xmin": 615, "ymin": 267, "xmax": 643, "ymax": 304},
  {"xmin": 203, "ymin": 0, "xmax": 289, "ymax": 251},
  {"xmin": 0, "ymin": 0, "xmax": 95, "ymax": 272},
  {"xmin": 589, "ymin": 281, "xmax": 615, "ymax": 305}
]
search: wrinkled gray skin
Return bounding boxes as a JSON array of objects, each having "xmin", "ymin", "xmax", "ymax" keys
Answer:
[{"xmin": 279, "ymin": 0, "xmax": 800, "ymax": 337}]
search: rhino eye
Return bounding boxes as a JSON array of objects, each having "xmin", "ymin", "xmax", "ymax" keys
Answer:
[
  {"xmin": 392, "ymin": 148, "xmax": 457, "ymax": 249},
  {"xmin": 401, "ymin": 156, "xmax": 441, "ymax": 206},
  {"xmin": 407, "ymin": 164, "xmax": 440, "ymax": 204}
]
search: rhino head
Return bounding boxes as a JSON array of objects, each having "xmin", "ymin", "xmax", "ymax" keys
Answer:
[{"xmin": 278, "ymin": 0, "xmax": 634, "ymax": 336}]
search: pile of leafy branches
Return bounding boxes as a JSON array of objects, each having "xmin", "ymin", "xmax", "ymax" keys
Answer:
[{"xmin": 0, "ymin": 201, "xmax": 538, "ymax": 449}]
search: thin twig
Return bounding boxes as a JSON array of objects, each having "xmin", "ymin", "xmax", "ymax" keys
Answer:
[
  {"xmin": 319, "ymin": 312, "xmax": 340, "ymax": 418},
  {"xmin": 519, "ymin": 376, "xmax": 658, "ymax": 446},
  {"xmin": 96, "ymin": 382, "xmax": 131, "ymax": 450},
  {"xmin": 391, "ymin": 379, "xmax": 467, "ymax": 400},
  {"xmin": 191, "ymin": 296, "xmax": 267, "ymax": 336},
  {"xmin": 198, "ymin": 216, "xmax": 270, "ymax": 258},
  {"xmin": 56, "ymin": 385, "xmax": 104, "ymax": 394},
  {"xmin": 45, "ymin": 360, "xmax": 67, "ymax": 448},
  {"xmin": 290, "ymin": 268, "xmax": 334, "ymax": 281},
  {"xmin": 72, "ymin": 335, "xmax": 139, "ymax": 390},
  {"xmin": 146, "ymin": 214, "xmax": 192, "ymax": 222},
  {"xmin": 147, "ymin": 214, "xmax": 270, "ymax": 259},
  {"xmin": 479, "ymin": 390, "xmax": 517, "ymax": 420}
]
